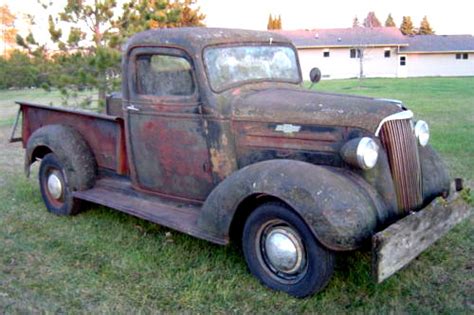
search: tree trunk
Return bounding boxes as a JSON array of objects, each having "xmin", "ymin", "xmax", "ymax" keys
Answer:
[
  {"xmin": 358, "ymin": 49, "xmax": 364, "ymax": 87},
  {"xmin": 97, "ymin": 71, "xmax": 106, "ymax": 109}
]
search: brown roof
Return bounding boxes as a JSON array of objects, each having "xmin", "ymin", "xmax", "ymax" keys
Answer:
[
  {"xmin": 400, "ymin": 34, "xmax": 474, "ymax": 53},
  {"xmin": 274, "ymin": 27, "xmax": 408, "ymax": 48}
]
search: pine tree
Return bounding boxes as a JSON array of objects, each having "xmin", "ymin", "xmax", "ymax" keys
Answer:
[
  {"xmin": 267, "ymin": 14, "xmax": 273, "ymax": 30},
  {"xmin": 353, "ymin": 16, "xmax": 360, "ymax": 27},
  {"xmin": 418, "ymin": 16, "xmax": 434, "ymax": 35},
  {"xmin": 400, "ymin": 16, "xmax": 415, "ymax": 35},
  {"xmin": 385, "ymin": 14, "xmax": 396, "ymax": 27},
  {"xmin": 17, "ymin": 0, "xmax": 206, "ymax": 106},
  {"xmin": 117, "ymin": 0, "xmax": 205, "ymax": 39},
  {"xmin": 363, "ymin": 11, "xmax": 382, "ymax": 28},
  {"xmin": 276, "ymin": 15, "xmax": 282, "ymax": 29},
  {"xmin": 267, "ymin": 14, "xmax": 282, "ymax": 30}
]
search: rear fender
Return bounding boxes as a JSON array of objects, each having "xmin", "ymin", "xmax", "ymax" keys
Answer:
[
  {"xmin": 198, "ymin": 159, "xmax": 387, "ymax": 251},
  {"xmin": 25, "ymin": 124, "xmax": 97, "ymax": 191}
]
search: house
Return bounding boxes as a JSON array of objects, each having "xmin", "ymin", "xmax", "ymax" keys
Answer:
[
  {"xmin": 275, "ymin": 27, "xmax": 474, "ymax": 80},
  {"xmin": 399, "ymin": 35, "xmax": 474, "ymax": 77}
]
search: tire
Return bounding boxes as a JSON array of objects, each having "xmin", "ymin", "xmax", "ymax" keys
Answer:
[
  {"xmin": 242, "ymin": 202, "xmax": 335, "ymax": 298},
  {"xmin": 39, "ymin": 153, "xmax": 82, "ymax": 215}
]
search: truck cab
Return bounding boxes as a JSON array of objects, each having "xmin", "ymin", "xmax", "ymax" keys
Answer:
[{"xmin": 13, "ymin": 28, "xmax": 470, "ymax": 298}]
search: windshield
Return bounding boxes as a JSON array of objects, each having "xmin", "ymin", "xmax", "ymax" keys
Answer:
[{"xmin": 204, "ymin": 45, "xmax": 301, "ymax": 92}]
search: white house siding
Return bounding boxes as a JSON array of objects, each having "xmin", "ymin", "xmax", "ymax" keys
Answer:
[
  {"xmin": 404, "ymin": 53, "xmax": 474, "ymax": 77},
  {"xmin": 297, "ymin": 47, "xmax": 399, "ymax": 80}
]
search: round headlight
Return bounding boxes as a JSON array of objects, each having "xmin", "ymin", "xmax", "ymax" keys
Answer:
[
  {"xmin": 414, "ymin": 120, "xmax": 429, "ymax": 146},
  {"xmin": 356, "ymin": 137, "xmax": 379, "ymax": 169}
]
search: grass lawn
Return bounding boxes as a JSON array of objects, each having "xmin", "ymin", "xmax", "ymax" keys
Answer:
[
  {"xmin": 0, "ymin": 88, "xmax": 98, "ymax": 127},
  {"xmin": 0, "ymin": 78, "xmax": 473, "ymax": 313}
]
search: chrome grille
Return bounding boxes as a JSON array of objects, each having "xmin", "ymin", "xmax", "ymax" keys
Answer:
[{"xmin": 380, "ymin": 119, "xmax": 423, "ymax": 212}]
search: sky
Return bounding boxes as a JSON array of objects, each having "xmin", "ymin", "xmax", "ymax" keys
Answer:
[{"xmin": 3, "ymin": 0, "xmax": 474, "ymax": 46}]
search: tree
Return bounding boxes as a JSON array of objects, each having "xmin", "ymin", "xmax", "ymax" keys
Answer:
[
  {"xmin": 385, "ymin": 14, "xmax": 396, "ymax": 27},
  {"xmin": 350, "ymin": 46, "xmax": 366, "ymax": 82},
  {"xmin": 32, "ymin": 0, "xmax": 124, "ymax": 104},
  {"xmin": 352, "ymin": 16, "xmax": 360, "ymax": 27},
  {"xmin": 17, "ymin": 0, "xmax": 206, "ymax": 107},
  {"xmin": 276, "ymin": 15, "xmax": 282, "ymax": 29},
  {"xmin": 0, "ymin": 49, "xmax": 53, "ymax": 89},
  {"xmin": 116, "ymin": 0, "xmax": 205, "ymax": 42},
  {"xmin": 400, "ymin": 16, "xmax": 415, "ymax": 35},
  {"xmin": 363, "ymin": 12, "xmax": 382, "ymax": 28},
  {"xmin": 418, "ymin": 16, "xmax": 434, "ymax": 35},
  {"xmin": 267, "ymin": 14, "xmax": 282, "ymax": 30},
  {"xmin": 267, "ymin": 14, "xmax": 273, "ymax": 30},
  {"xmin": 0, "ymin": 5, "xmax": 17, "ymax": 57}
]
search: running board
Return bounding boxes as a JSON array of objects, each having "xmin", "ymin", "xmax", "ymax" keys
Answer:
[{"xmin": 73, "ymin": 177, "xmax": 227, "ymax": 245}]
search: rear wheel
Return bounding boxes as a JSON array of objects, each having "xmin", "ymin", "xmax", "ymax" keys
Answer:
[
  {"xmin": 242, "ymin": 202, "xmax": 335, "ymax": 298},
  {"xmin": 39, "ymin": 153, "xmax": 82, "ymax": 215}
]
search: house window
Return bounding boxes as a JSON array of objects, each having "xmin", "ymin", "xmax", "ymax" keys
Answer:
[
  {"xmin": 323, "ymin": 50, "xmax": 330, "ymax": 57},
  {"xmin": 456, "ymin": 53, "xmax": 469, "ymax": 60},
  {"xmin": 384, "ymin": 49, "xmax": 391, "ymax": 58},
  {"xmin": 350, "ymin": 48, "xmax": 361, "ymax": 58},
  {"xmin": 400, "ymin": 56, "xmax": 406, "ymax": 66}
]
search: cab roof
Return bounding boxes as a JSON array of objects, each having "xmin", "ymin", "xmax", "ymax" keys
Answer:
[{"xmin": 124, "ymin": 27, "xmax": 293, "ymax": 54}]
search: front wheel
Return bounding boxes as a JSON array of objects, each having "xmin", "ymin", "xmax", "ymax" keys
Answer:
[
  {"xmin": 242, "ymin": 202, "xmax": 335, "ymax": 298},
  {"xmin": 39, "ymin": 153, "xmax": 82, "ymax": 216}
]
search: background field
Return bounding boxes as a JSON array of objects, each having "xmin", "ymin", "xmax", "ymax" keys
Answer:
[{"xmin": 0, "ymin": 77, "xmax": 472, "ymax": 313}]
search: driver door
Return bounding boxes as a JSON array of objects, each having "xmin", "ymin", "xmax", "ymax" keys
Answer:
[{"xmin": 125, "ymin": 47, "xmax": 213, "ymax": 200}]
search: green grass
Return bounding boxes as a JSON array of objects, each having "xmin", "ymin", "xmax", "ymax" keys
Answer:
[
  {"xmin": 0, "ymin": 88, "xmax": 97, "ymax": 127},
  {"xmin": 1, "ymin": 78, "xmax": 473, "ymax": 313}
]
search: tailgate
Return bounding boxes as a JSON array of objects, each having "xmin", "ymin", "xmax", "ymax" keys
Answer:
[{"xmin": 372, "ymin": 191, "xmax": 471, "ymax": 283}]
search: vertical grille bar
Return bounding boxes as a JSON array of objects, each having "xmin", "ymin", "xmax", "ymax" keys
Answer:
[{"xmin": 380, "ymin": 119, "xmax": 423, "ymax": 212}]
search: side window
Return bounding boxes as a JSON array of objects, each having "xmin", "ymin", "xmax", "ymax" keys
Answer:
[
  {"xmin": 456, "ymin": 53, "xmax": 469, "ymax": 60},
  {"xmin": 400, "ymin": 56, "xmax": 406, "ymax": 66},
  {"xmin": 136, "ymin": 54, "xmax": 195, "ymax": 96},
  {"xmin": 350, "ymin": 48, "xmax": 361, "ymax": 58}
]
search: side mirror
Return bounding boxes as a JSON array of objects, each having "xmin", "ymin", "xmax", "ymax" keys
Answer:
[{"xmin": 309, "ymin": 67, "xmax": 322, "ymax": 84}]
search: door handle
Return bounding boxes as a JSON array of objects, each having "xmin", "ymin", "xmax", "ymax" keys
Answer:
[{"xmin": 127, "ymin": 104, "xmax": 140, "ymax": 111}]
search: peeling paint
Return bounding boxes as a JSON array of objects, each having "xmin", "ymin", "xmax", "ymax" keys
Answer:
[{"xmin": 210, "ymin": 147, "xmax": 234, "ymax": 180}]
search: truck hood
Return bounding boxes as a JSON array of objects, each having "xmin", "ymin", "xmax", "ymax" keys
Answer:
[{"xmin": 230, "ymin": 85, "xmax": 403, "ymax": 134}]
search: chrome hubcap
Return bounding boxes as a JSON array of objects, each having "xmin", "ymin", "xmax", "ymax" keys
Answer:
[
  {"xmin": 263, "ymin": 226, "xmax": 305, "ymax": 275},
  {"xmin": 47, "ymin": 172, "xmax": 63, "ymax": 200}
]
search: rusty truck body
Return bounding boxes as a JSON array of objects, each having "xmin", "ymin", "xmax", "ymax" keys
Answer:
[{"xmin": 10, "ymin": 28, "xmax": 471, "ymax": 298}]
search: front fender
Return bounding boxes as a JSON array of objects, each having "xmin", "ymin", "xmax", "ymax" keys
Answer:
[
  {"xmin": 419, "ymin": 145, "xmax": 451, "ymax": 204},
  {"xmin": 198, "ymin": 159, "xmax": 388, "ymax": 251}
]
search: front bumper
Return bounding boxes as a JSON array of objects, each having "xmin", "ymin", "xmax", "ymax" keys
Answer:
[{"xmin": 372, "ymin": 190, "xmax": 471, "ymax": 283}]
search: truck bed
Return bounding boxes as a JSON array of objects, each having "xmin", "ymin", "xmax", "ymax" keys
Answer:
[{"xmin": 16, "ymin": 102, "xmax": 128, "ymax": 175}]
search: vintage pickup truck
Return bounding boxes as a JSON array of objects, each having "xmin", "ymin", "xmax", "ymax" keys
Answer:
[{"xmin": 10, "ymin": 28, "xmax": 471, "ymax": 298}]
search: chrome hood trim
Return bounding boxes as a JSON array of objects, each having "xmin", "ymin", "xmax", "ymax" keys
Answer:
[{"xmin": 375, "ymin": 98, "xmax": 404, "ymax": 107}]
